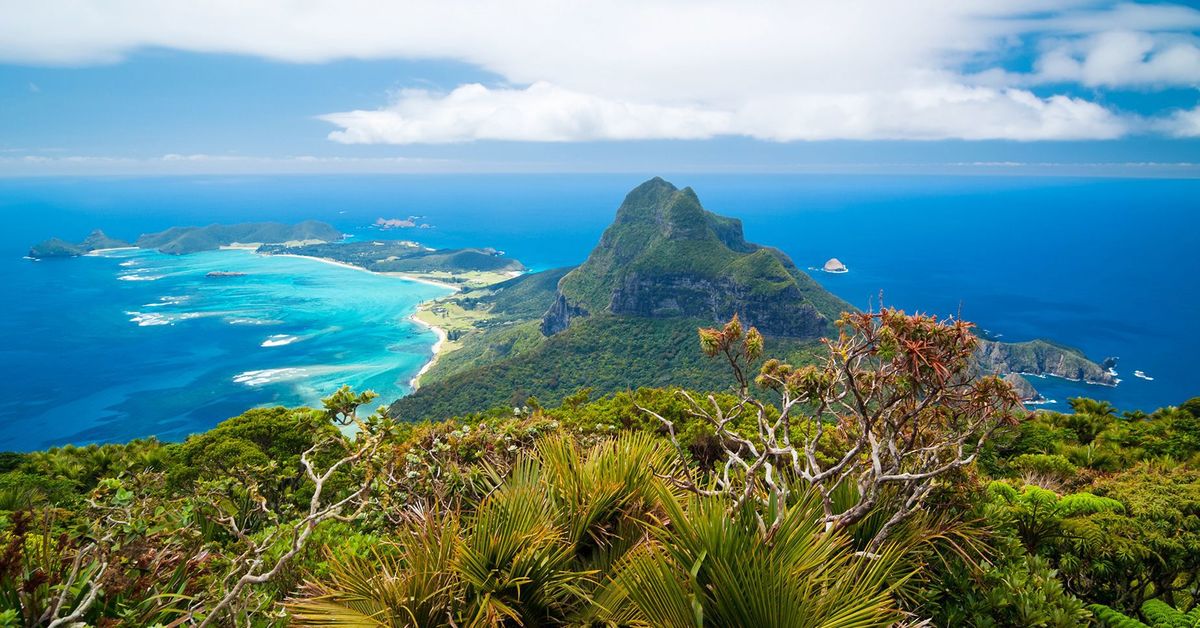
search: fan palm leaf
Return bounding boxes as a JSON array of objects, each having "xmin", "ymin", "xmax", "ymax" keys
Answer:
[{"xmin": 599, "ymin": 488, "xmax": 906, "ymax": 628}]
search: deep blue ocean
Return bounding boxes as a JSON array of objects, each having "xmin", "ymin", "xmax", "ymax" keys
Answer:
[{"xmin": 1, "ymin": 174, "xmax": 1196, "ymax": 451}]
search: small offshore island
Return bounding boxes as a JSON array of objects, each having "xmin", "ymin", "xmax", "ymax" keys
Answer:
[
  {"xmin": 823, "ymin": 257, "xmax": 848, "ymax": 273},
  {"xmin": 27, "ymin": 229, "xmax": 132, "ymax": 258},
  {"xmin": 30, "ymin": 219, "xmax": 530, "ymax": 390}
]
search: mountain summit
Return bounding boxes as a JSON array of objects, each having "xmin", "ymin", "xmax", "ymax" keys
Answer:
[
  {"xmin": 542, "ymin": 177, "xmax": 849, "ymax": 337},
  {"xmin": 390, "ymin": 177, "xmax": 1112, "ymax": 420}
]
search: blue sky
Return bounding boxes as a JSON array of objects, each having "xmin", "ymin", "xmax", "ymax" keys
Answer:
[{"xmin": 1, "ymin": 1, "xmax": 1198, "ymax": 175}]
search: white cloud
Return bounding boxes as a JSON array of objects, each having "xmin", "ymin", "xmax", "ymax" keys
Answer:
[
  {"xmin": 1032, "ymin": 2, "xmax": 1200, "ymax": 34},
  {"xmin": 1033, "ymin": 31, "xmax": 1200, "ymax": 87},
  {"xmin": 696, "ymin": 86, "xmax": 1125, "ymax": 141},
  {"xmin": 1, "ymin": 1, "xmax": 1198, "ymax": 142},
  {"xmin": 322, "ymin": 83, "xmax": 733, "ymax": 143},
  {"xmin": 323, "ymin": 83, "xmax": 1125, "ymax": 143},
  {"xmin": 1157, "ymin": 105, "xmax": 1200, "ymax": 137}
]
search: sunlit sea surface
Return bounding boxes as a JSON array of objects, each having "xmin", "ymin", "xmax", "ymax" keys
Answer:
[
  {"xmin": 1, "ymin": 174, "xmax": 1196, "ymax": 450},
  {"xmin": 1, "ymin": 245, "xmax": 447, "ymax": 450}
]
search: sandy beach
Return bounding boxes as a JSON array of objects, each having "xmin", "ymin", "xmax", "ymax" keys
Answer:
[
  {"xmin": 408, "ymin": 313, "xmax": 449, "ymax": 390},
  {"xmin": 84, "ymin": 246, "xmax": 139, "ymax": 256},
  {"xmin": 264, "ymin": 252, "xmax": 459, "ymax": 390},
  {"xmin": 270, "ymin": 253, "xmax": 462, "ymax": 291},
  {"xmin": 84, "ymin": 246, "xmax": 512, "ymax": 399}
]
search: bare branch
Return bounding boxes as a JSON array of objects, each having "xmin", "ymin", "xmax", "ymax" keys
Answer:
[
  {"xmin": 655, "ymin": 309, "xmax": 1023, "ymax": 547},
  {"xmin": 194, "ymin": 426, "xmax": 384, "ymax": 627}
]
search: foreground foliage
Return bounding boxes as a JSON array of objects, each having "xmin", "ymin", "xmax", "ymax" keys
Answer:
[
  {"xmin": 0, "ymin": 310, "xmax": 1195, "ymax": 625},
  {"xmin": 658, "ymin": 310, "xmax": 1020, "ymax": 549},
  {"xmin": 289, "ymin": 433, "xmax": 904, "ymax": 627}
]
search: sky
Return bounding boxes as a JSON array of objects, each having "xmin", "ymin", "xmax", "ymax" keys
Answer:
[{"xmin": 1, "ymin": 0, "xmax": 1198, "ymax": 176}]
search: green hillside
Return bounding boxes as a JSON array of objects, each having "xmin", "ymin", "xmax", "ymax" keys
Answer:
[
  {"xmin": 548, "ymin": 177, "xmax": 850, "ymax": 337},
  {"xmin": 259, "ymin": 239, "xmax": 526, "ymax": 274},
  {"xmin": 134, "ymin": 220, "xmax": 342, "ymax": 254},
  {"xmin": 391, "ymin": 177, "xmax": 1116, "ymax": 420},
  {"xmin": 389, "ymin": 178, "xmax": 845, "ymax": 420},
  {"xmin": 390, "ymin": 314, "xmax": 822, "ymax": 420},
  {"xmin": 28, "ymin": 229, "xmax": 130, "ymax": 258}
]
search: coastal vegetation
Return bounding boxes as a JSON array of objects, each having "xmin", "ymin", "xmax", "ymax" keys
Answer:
[
  {"xmin": 396, "ymin": 178, "xmax": 1118, "ymax": 419},
  {"xmin": 258, "ymin": 240, "xmax": 524, "ymax": 277},
  {"xmin": 0, "ymin": 309, "xmax": 1195, "ymax": 626},
  {"xmin": 29, "ymin": 221, "xmax": 342, "ymax": 257},
  {"xmin": 11, "ymin": 179, "xmax": 1166, "ymax": 626},
  {"xmin": 135, "ymin": 221, "xmax": 344, "ymax": 255},
  {"xmin": 30, "ymin": 221, "xmax": 525, "ymax": 293},
  {"xmin": 26, "ymin": 230, "xmax": 128, "ymax": 258}
]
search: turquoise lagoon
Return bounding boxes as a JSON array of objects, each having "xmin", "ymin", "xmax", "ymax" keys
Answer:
[
  {"xmin": 1, "ymin": 174, "xmax": 1197, "ymax": 451},
  {"xmin": 1, "ymin": 246, "xmax": 448, "ymax": 450}
]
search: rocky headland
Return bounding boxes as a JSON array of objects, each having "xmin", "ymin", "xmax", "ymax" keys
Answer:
[
  {"xmin": 975, "ymin": 339, "xmax": 1118, "ymax": 386},
  {"xmin": 1003, "ymin": 373, "xmax": 1048, "ymax": 404},
  {"xmin": 28, "ymin": 230, "xmax": 130, "ymax": 258}
]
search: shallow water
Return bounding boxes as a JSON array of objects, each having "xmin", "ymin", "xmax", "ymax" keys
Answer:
[
  {"xmin": 0, "ymin": 246, "xmax": 447, "ymax": 450},
  {"xmin": 1, "ymin": 174, "xmax": 1196, "ymax": 450}
]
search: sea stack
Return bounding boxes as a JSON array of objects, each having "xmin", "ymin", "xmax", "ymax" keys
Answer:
[
  {"xmin": 1003, "ymin": 373, "xmax": 1046, "ymax": 404},
  {"xmin": 823, "ymin": 258, "xmax": 848, "ymax": 273}
]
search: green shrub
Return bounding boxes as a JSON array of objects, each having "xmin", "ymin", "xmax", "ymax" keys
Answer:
[
  {"xmin": 1089, "ymin": 598, "xmax": 1200, "ymax": 627},
  {"xmin": 1010, "ymin": 453, "xmax": 1079, "ymax": 483}
]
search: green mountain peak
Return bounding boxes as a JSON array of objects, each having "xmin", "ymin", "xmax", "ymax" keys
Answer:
[
  {"xmin": 544, "ymin": 177, "xmax": 851, "ymax": 338},
  {"xmin": 391, "ymin": 177, "xmax": 1114, "ymax": 420}
]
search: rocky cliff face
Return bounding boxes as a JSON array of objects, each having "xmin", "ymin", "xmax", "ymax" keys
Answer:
[
  {"xmin": 80, "ymin": 229, "xmax": 129, "ymax": 251},
  {"xmin": 541, "ymin": 177, "xmax": 850, "ymax": 338},
  {"xmin": 976, "ymin": 339, "xmax": 1117, "ymax": 386},
  {"xmin": 540, "ymin": 293, "xmax": 590, "ymax": 335},
  {"xmin": 28, "ymin": 230, "xmax": 130, "ymax": 259},
  {"xmin": 1003, "ymin": 373, "xmax": 1046, "ymax": 403},
  {"xmin": 607, "ymin": 272, "xmax": 828, "ymax": 338}
]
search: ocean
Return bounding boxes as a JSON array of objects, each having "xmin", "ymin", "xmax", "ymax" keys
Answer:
[{"xmin": 1, "ymin": 174, "xmax": 1196, "ymax": 451}]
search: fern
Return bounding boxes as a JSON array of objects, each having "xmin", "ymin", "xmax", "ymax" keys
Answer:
[
  {"xmin": 1058, "ymin": 492, "xmax": 1125, "ymax": 516},
  {"xmin": 1090, "ymin": 600, "xmax": 1200, "ymax": 628},
  {"xmin": 1089, "ymin": 603, "xmax": 1149, "ymax": 627},
  {"xmin": 1141, "ymin": 599, "xmax": 1200, "ymax": 628}
]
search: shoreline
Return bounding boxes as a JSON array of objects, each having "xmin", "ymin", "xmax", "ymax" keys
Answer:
[
  {"xmin": 84, "ymin": 246, "xmax": 139, "ymax": 256},
  {"xmin": 268, "ymin": 253, "xmax": 463, "ymax": 291},
  {"xmin": 407, "ymin": 313, "xmax": 448, "ymax": 391},
  {"xmin": 94, "ymin": 246, "xmax": 466, "ymax": 398},
  {"xmin": 255, "ymin": 251, "xmax": 458, "ymax": 392},
  {"xmin": 1017, "ymin": 370, "xmax": 1120, "ymax": 388}
]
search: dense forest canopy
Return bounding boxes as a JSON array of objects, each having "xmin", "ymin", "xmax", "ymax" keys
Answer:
[{"xmin": 0, "ymin": 309, "xmax": 1196, "ymax": 626}]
